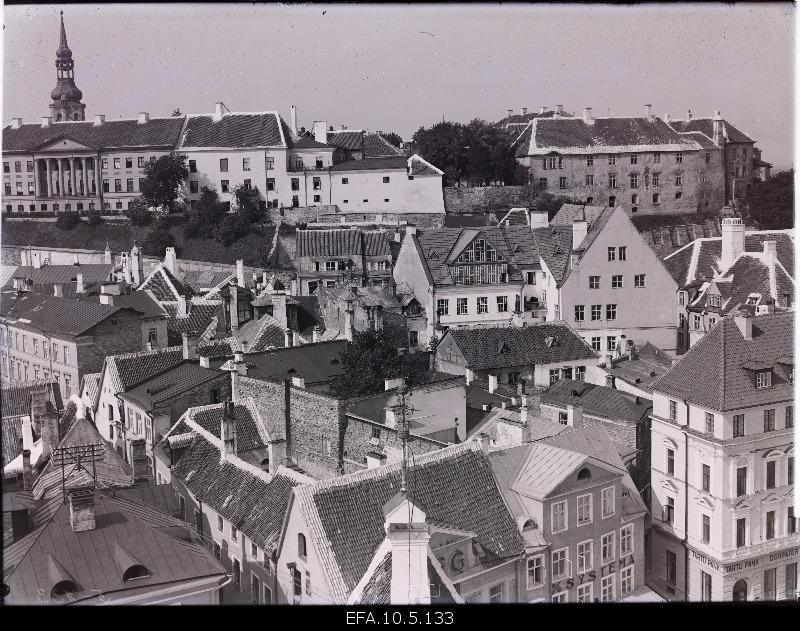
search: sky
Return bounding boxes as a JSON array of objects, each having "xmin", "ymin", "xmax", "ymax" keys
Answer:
[{"xmin": 3, "ymin": 3, "xmax": 795, "ymax": 169}]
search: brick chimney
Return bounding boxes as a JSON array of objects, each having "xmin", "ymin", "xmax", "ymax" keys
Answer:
[
  {"xmin": 163, "ymin": 247, "xmax": 177, "ymax": 275},
  {"xmin": 182, "ymin": 332, "xmax": 199, "ymax": 360},
  {"xmin": 267, "ymin": 438, "xmax": 287, "ymax": 474},
  {"xmin": 236, "ymin": 259, "xmax": 245, "ymax": 288},
  {"xmin": 605, "ymin": 373, "xmax": 616, "ymax": 389},
  {"xmin": 41, "ymin": 116, "xmax": 52, "ymax": 128},
  {"xmin": 69, "ymin": 486, "xmax": 97, "ymax": 532},
  {"xmin": 11, "ymin": 117, "xmax": 23, "ymax": 129},
  {"xmin": 582, "ymin": 107, "xmax": 593, "ymax": 124},
  {"xmin": 93, "ymin": 114, "xmax": 105, "ymax": 126},
  {"xmin": 644, "ymin": 103, "xmax": 653, "ymax": 122},
  {"xmin": 76, "ymin": 273, "xmax": 84, "ymax": 294},
  {"xmin": 712, "ymin": 110, "xmax": 723, "ymax": 146},
  {"xmin": 721, "ymin": 217, "xmax": 745, "ymax": 270},
  {"xmin": 22, "ymin": 449, "xmax": 33, "ymax": 491},
  {"xmin": 35, "ymin": 399, "xmax": 60, "ymax": 459},
  {"xmin": 312, "ymin": 324, "xmax": 321, "ymax": 343},
  {"xmin": 138, "ymin": 112, "xmax": 150, "ymax": 124},
  {"xmin": 572, "ymin": 219, "xmax": 588, "ymax": 250},
  {"xmin": 213, "ymin": 102, "xmax": 225, "ymax": 122},
  {"xmin": 130, "ymin": 438, "xmax": 149, "ymax": 482},
  {"xmin": 220, "ymin": 400, "xmax": 237, "ymax": 460},
  {"xmin": 522, "ymin": 107, "xmax": 528, "ymax": 116},
  {"xmin": 290, "ymin": 105, "xmax": 298, "ymax": 140},
  {"xmin": 344, "ymin": 299, "xmax": 355, "ymax": 341},
  {"xmin": 464, "ymin": 367, "xmax": 474, "ymax": 386},
  {"xmin": 284, "ymin": 328, "xmax": 293, "ymax": 347},
  {"xmin": 734, "ymin": 311, "xmax": 753, "ymax": 340},
  {"xmin": 567, "ymin": 403, "xmax": 584, "ymax": 427},
  {"xmin": 539, "ymin": 106, "xmax": 547, "ymax": 115},
  {"xmin": 488, "ymin": 373, "xmax": 499, "ymax": 394},
  {"xmin": 53, "ymin": 284, "xmax": 64, "ymax": 298},
  {"xmin": 383, "ymin": 493, "xmax": 431, "ymax": 605}
]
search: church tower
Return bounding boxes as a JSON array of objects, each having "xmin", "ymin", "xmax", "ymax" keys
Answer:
[{"xmin": 49, "ymin": 11, "xmax": 86, "ymax": 122}]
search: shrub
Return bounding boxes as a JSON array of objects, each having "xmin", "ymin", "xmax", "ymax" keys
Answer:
[
  {"xmin": 55, "ymin": 212, "xmax": 81, "ymax": 230},
  {"xmin": 141, "ymin": 223, "xmax": 177, "ymax": 257},
  {"xmin": 86, "ymin": 210, "xmax": 105, "ymax": 226},
  {"xmin": 125, "ymin": 197, "xmax": 153, "ymax": 226},
  {"xmin": 215, "ymin": 214, "xmax": 250, "ymax": 246}
]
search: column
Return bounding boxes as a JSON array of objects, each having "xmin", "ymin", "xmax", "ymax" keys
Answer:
[
  {"xmin": 82, "ymin": 158, "xmax": 89, "ymax": 198},
  {"xmin": 45, "ymin": 159, "xmax": 52, "ymax": 198},
  {"xmin": 70, "ymin": 158, "xmax": 77, "ymax": 197}
]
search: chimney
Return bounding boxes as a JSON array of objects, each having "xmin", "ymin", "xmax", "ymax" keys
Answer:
[
  {"xmin": 177, "ymin": 294, "xmax": 188, "ymax": 317},
  {"xmin": 582, "ymin": 107, "xmax": 593, "ymax": 124},
  {"xmin": 605, "ymin": 373, "xmax": 616, "ymax": 389},
  {"xmin": 567, "ymin": 404, "xmax": 584, "ymax": 428},
  {"xmin": 11, "ymin": 117, "xmax": 22, "ymax": 129},
  {"xmin": 555, "ymin": 104, "xmax": 564, "ymax": 115},
  {"xmin": 540, "ymin": 106, "xmax": 547, "ymax": 115},
  {"xmin": 644, "ymin": 103, "xmax": 653, "ymax": 122},
  {"xmin": 313, "ymin": 121, "xmax": 328, "ymax": 144},
  {"xmin": 366, "ymin": 452, "xmax": 387, "ymax": 469},
  {"xmin": 130, "ymin": 244, "xmax": 143, "ymax": 286},
  {"xmin": 476, "ymin": 432, "xmax": 491, "ymax": 453},
  {"xmin": 234, "ymin": 351, "xmax": 248, "ymax": 376},
  {"xmin": 104, "ymin": 243, "xmax": 113, "ymax": 264},
  {"xmin": 572, "ymin": 219, "xmax": 588, "ymax": 250},
  {"xmin": 290, "ymin": 105, "xmax": 298, "ymax": 139},
  {"xmin": 384, "ymin": 494, "xmax": 431, "ymax": 605},
  {"xmin": 76, "ymin": 273, "xmax": 84, "ymax": 294},
  {"xmin": 93, "ymin": 114, "xmax": 105, "ymax": 126},
  {"xmin": 146, "ymin": 341, "xmax": 153, "ymax": 351},
  {"xmin": 41, "ymin": 116, "xmax": 52, "ymax": 128},
  {"xmin": 687, "ymin": 109, "xmax": 693, "ymax": 120},
  {"xmin": 385, "ymin": 377, "xmax": 404, "ymax": 391},
  {"xmin": 291, "ymin": 375, "xmax": 305, "ymax": 389},
  {"xmin": 712, "ymin": 110, "xmax": 723, "ymax": 146},
  {"xmin": 488, "ymin": 373, "xmax": 499, "ymax": 394},
  {"xmin": 131, "ymin": 438, "xmax": 149, "ymax": 482},
  {"xmin": 236, "ymin": 259, "xmax": 245, "ymax": 288},
  {"xmin": 267, "ymin": 438, "xmax": 287, "ymax": 475},
  {"xmin": 220, "ymin": 400, "xmax": 237, "ymax": 459},
  {"xmin": 199, "ymin": 355, "xmax": 210, "ymax": 368},
  {"xmin": 312, "ymin": 324, "xmax": 321, "ymax": 343},
  {"xmin": 762, "ymin": 240, "xmax": 777, "ymax": 261},
  {"xmin": 528, "ymin": 209, "xmax": 549, "ymax": 229},
  {"xmin": 22, "ymin": 449, "xmax": 33, "ymax": 491},
  {"xmin": 506, "ymin": 109, "xmax": 513, "ymax": 117},
  {"xmin": 284, "ymin": 328, "xmax": 293, "ymax": 347},
  {"xmin": 465, "ymin": 367, "xmax": 475, "ymax": 386},
  {"xmin": 73, "ymin": 253, "xmax": 80, "ymax": 266},
  {"xmin": 522, "ymin": 107, "xmax": 528, "ymax": 116},
  {"xmin": 344, "ymin": 300, "xmax": 355, "ymax": 342},
  {"xmin": 213, "ymin": 102, "xmax": 225, "ymax": 122},
  {"xmin": 664, "ymin": 113, "xmax": 672, "ymax": 124},
  {"xmin": 734, "ymin": 312, "xmax": 753, "ymax": 340},
  {"xmin": 69, "ymin": 486, "xmax": 97, "ymax": 533},
  {"xmin": 721, "ymin": 218, "xmax": 745, "ymax": 270},
  {"xmin": 163, "ymin": 247, "xmax": 177, "ymax": 275},
  {"xmin": 228, "ymin": 282, "xmax": 240, "ymax": 332},
  {"xmin": 182, "ymin": 332, "xmax": 199, "ymax": 360},
  {"xmin": 36, "ymin": 399, "xmax": 60, "ymax": 459},
  {"xmin": 53, "ymin": 284, "xmax": 64, "ymax": 298},
  {"xmin": 138, "ymin": 112, "xmax": 150, "ymax": 124}
]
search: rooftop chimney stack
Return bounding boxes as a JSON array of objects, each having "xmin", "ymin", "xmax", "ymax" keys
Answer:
[
  {"xmin": 312, "ymin": 324, "xmax": 321, "ymax": 343},
  {"xmin": 73, "ymin": 253, "xmax": 80, "ymax": 266},
  {"xmin": 721, "ymin": 217, "xmax": 745, "ymax": 270},
  {"xmin": 137, "ymin": 112, "xmax": 150, "ymax": 124},
  {"xmin": 313, "ymin": 121, "xmax": 328, "ymax": 144},
  {"xmin": 344, "ymin": 300, "xmax": 355, "ymax": 342},
  {"xmin": 213, "ymin": 102, "xmax": 225, "ymax": 122},
  {"xmin": 41, "ymin": 116, "xmax": 52, "ymax": 128},
  {"xmin": 163, "ymin": 247, "xmax": 177, "ymax": 275},
  {"xmin": 384, "ymin": 495, "xmax": 432, "ymax": 605},
  {"xmin": 284, "ymin": 328, "xmax": 294, "ymax": 347},
  {"xmin": 555, "ymin": 104, "xmax": 564, "ymax": 115},
  {"xmin": 687, "ymin": 109, "xmax": 692, "ymax": 120},
  {"xmin": 540, "ymin": 106, "xmax": 547, "ymax": 114},
  {"xmin": 93, "ymin": 114, "xmax": 105, "ymax": 126},
  {"xmin": 465, "ymin": 367, "xmax": 475, "ymax": 386},
  {"xmin": 267, "ymin": 438, "xmax": 287, "ymax": 475},
  {"xmin": 290, "ymin": 105, "xmax": 298, "ymax": 140},
  {"xmin": 734, "ymin": 311, "xmax": 753, "ymax": 340},
  {"xmin": 572, "ymin": 219, "xmax": 588, "ymax": 251},
  {"xmin": 35, "ymin": 399, "xmax": 60, "ymax": 459},
  {"xmin": 182, "ymin": 332, "xmax": 199, "ymax": 360},
  {"xmin": 522, "ymin": 107, "xmax": 528, "ymax": 115},
  {"xmin": 763, "ymin": 240, "xmax": 777, "ymax": 262},
  {"xmin": 712, "ymin": 110, "xmax": 723, "ymax": 146},
  {"xmin": 53, "ymin": 284, "xmax": 64, "ymax": 298},
  {"xmin": 69, "ymin": 486, "xmax": 97, "ymax": 533},
  {"xmin": 665, "ymin": 113, "xmax": 672, "ymax": 124},
  {"xmin": 236, "ymin": 259, "xmax": 245, "ymax": 288},
  {"xmin": 22, "ymin": 449, "xmax": 33, "ymax": 491},
  {"xmin": 11, "ymin": 118, "xmax": 22, "ymax": 129},
  {"xmin": 488, "ymin": 373, "xmax": 499, "ymax": 394},
  {"xmin": 644, "ymin": 104, "xmax": 653, "ymax": 122},
  {"xmin": 506, "ymin": 109, "xmax": 513, "ymax": 117},
  {"xmin": 177, "ymin": 294, "xmax": 188, "ymax": 317},
  {"xmin": 583, "ymin": 107, "xmax": 593, "ymax": 124},
  {"xmin": 221, "ymin": 400, "xmax": 237, "ymax": 459},
  {"xmin": 76, "ymin": 273, "xmax": 84, "ymax": 294}
]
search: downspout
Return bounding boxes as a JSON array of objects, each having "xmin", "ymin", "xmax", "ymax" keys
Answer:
[{"xmin": 682, "ymin": 398, "xmax": 690, "ymax": 602}]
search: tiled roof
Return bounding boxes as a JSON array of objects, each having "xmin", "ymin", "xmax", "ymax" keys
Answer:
[
  {"xmin": 542, "ymin": 379, "xmax": 652, "ymax": 424},
  {"xmin": 119, "ymin": 361, "xmax": 224, "ymax": 412},
  {"xmin": 497, "ymin": 110, "xmax": 566, "ymax": 127},
  {"xmin": 80, "ymin": 372, "xmax": 100, "ymax": 403},
  {"xmin": 327, "ymin": 129, "xmax": 366, "ymax": 151},
  {"xmin": 5, "ymin": 264, "xmax": 114, "ymax": 287},
  {"xmin": 652, "ymin": 312, "xmax": 793, "ymax": 411},
  {"xmin": 235, "ymin": 314, "xmax": 286, "ymax": 353},
  {"xmin": 162, "ymin": 302, "xmax": 222, "ymax": 338},
  {"xmin": 198, "ymin": 336, "xmax": 241, "ymax": 358},
  {"xmin": 140, "ymin": 266, "xmax": 199, "ymax": 301},
  {"xmin": 1, "ymin": 379, "xmax": 63, "ymax": 419},
  {"xmin": 356, "ymin": 552, "xmax": 458, "ymax": 604},
  {"xmin": 550, "ymin": 203, "xmax": 606, "ymax": 226},
  {"xmin": 329, "ymin": 156, "xmax": 408, "ymax": 172},
  {"xmin": 2, "ymin": 117, "xmax": 185, "ymax": 153},
  {"xmin": 105, "ymin": 347, "xmax": 184, "ymax": 393},
  {"xmin": 444, "ymin": 322, "xmax": 597, "ymax": 371},
  {"xmin": 293, "ymin": 136, "xmax": 334, "ymax": 149},
  {"xmin": 295, "ymin": 442, "xmax": 523, "ymax": 600},
  {"xmin": 1, "ymin": 292, "xmax": 132, "ymax": 338},
  {"xmin": 2, "ymin": 486, "xmax": 226, "ymax": 605},
  {"xmin": 237, "ymin": 340, "xmax": 347, "ymax": 385},
  {"xmin": 180, "ymin": 113, "xmax": 288, "ymax": 148},
  {"xmin": 188, "ymin": 403, "xmax": 266, "ymax": 453},
  {"xmin": 181, "ymin": 269, "xmax": 235, "ymax": 294},
  {"xmin": 296, "ymin": 229, "xmax": 391, "ymax": 258},
  {"xmin": 522, "ymin": 116, "xmax": 701, "ymax": 155},
  {"xmin": 668, "ymin": 118, "xmax": 755, "ymax": 144},
  {"xmin": 364, "ymin": 132, "xmax": 405, "ymax": 158},
  {"xmin": 605, "ymin": 343, "xmax": 673, "ymax": 394}
]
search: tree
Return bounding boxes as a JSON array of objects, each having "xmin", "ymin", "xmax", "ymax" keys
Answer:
[
  {"xmin": 411, "ymin": 121, "xmax": 466, "ymax": 187},
  {"xmin": 743, "ymin": 170, "xmax": 793, "ymax": 229},
  {"xmin": 55, "ymin": 211, "xmax": 80, "ymax": 230},
  {"xmin": 142, "ymin": 218, "xmax": 177, "ymax": 257},
  {"xmin": 124, "ymin": 196, "xmax": 153, "ymax": 226},
  {"xmin": 333, "ymin": 329, "xmax": 432, "ymax": 398},
  {"xmin": 171, "ymin": 108, "xmax": 183, "ymax": 117},
  {"xmin": 232, "ymin": 184, "xmax": 265, "ymax": 225},
  {"xmin": 380, "ymin": 131, "xmax": 403, "ymax": 148},
  {"xmin": 185, "ymin": 186, "xmax": 227, "ymax": 238},
  {"xmin": 86, "ymin": 209, "xmax": 104, "ymax": 226},
  {"xmin": 215, "ymin": 214, "xmax": 250, "ymax": 246},
  {"xmin": 139, "ymin": 152, "xmax": 190, "ymax": 213}
]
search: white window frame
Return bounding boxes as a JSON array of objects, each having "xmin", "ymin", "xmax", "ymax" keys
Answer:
[
  {"xmin": 551, "ymin": 500, "xmax": 567, "ymax": 533},
  {"xmin": 601, "ymin": 486, "xmax": 615, "ymax": 518},
  {"xmin": 621, "ymin": 566, "xmax": 634, "ymax": 597},
  {"xmin": 552, "ymin": 591, "xmax": 568, "ymax": 603},
  {"xmin": 527, "ymin": 555, "xmax": 545, "ymax": 589},
  {"xmin": 601, "ymin": 532, "xmax": 616, "ymax": 564},
  {"xmin": 577, "ymin": 582, "xmax": 594, "ymax": 603},
  {"xmin": 620, "ymin": 523, "xmax": 634, "ymax": 556},
  {"xmin": 456, "ymin": 298, "xmax": 468, "ymax": 316},
  {"xmin": 552, "ymin": 547, "xmax": 569, "ymax": 580},
  {"xmin": 577, "ymin": 539, "xmax": 593, "ymax": 573},
  {"xmin": 577, "ymin": 493, "xmax": 593, "ymax": 525},
  {"xmin": 600, "ymin": 574, "xmax": 616, "ymax": 602}
]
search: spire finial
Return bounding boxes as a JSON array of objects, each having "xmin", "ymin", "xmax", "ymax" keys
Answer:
[{"xmin": 59, "ymin": 10, "xmax": 68, "ymax": 49}]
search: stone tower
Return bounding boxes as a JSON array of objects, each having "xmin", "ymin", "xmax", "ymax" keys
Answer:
[{"xmin": 49, "ymin": 11, "xmax": 86, "ymax": 122}]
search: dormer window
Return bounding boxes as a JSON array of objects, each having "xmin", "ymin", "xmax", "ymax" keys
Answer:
[
  {"xmin": 707, "ymin": 294, "xmax": 720, "ymax": 308},
  {"xmin": 746, "ymin": 293, "xmax": 761, "ymax": 305},
  {"xmin": 756, "ymin": 370, "xmax": 772, "ymax": 389}
]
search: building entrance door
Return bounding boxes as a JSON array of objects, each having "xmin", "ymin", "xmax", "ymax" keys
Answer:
[{"xmin": 732, "ymin": 578, "xmax": 748, "ymax": 601}]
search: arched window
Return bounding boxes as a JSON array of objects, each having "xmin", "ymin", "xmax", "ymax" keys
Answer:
[
  {"xmin": 732, "ymin": 579, "xmax": 748, "ymax": 601},
  {"xmin": 577, "ymin": 467, "xmax": 592, "ymax": 481},
  {"xmin": 260, "ymin": 456, "xmax": 270, "ymax": 471},
  {"xmin": 298, "ymin": 533, "xmax": 307, "ymax": 559}
]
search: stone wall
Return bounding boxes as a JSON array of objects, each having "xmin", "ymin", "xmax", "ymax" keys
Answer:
[
  {"xmin": 268, "ymin": 204, "xmax": 444, "ymax": 228},
  {"xmin": 444, "ymin": 185, "xmax": 539, "ymax": 215}
]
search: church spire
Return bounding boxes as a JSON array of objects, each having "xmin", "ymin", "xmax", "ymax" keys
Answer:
[{"xmin": 50, "ymin": 11, "xmax": 86, "ymax": 122}]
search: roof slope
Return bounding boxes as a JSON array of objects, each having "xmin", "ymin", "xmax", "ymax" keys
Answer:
[
  {"xmin": 296, "ymin": 229, "xmax": 391, "ymax": 258},
  {"xmin": 668, "ymin": 118, "xmax": 755, "ymax": 144},
  {"xmin": 120, "ymin": 362, "xmax": 224, "ymax": 412},
  {"xmin": 181, "ymin": 113, "xmax": 287, "ymax": 148},
  {"xmin": 652, "ymin": 312, "xmax": 793, "ymax": 411},
  {"xmin": 5, "ymin": 264, "xmax": 114, "ymax": 287},
  {"xmin": 542, "ymin": 379, "xmax": 652, "ymax": 423}
]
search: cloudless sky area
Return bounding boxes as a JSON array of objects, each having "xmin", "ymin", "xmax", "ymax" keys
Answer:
[{"xmin": 3, "ymin": 3, "xmax": 795, "ymax": 169}]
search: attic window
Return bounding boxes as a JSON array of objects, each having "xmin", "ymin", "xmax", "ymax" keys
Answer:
[
  {"xmin": 577, "ymin": 468, "xmax": 592, "ymax": 481},
  {"xmin": 756, "ymin": 370, "xmax": 773, "ymax": 389},
  {"xmin": 746, "ymin": 293, "xmax": 761, "ymax": 305},
  {"xmin": 498, "ymin": 341, "xmax": 511, "ymax": 354},
  {"xmin": 122, "ymin": 565, "xmax": 151, "ymax": 582}
]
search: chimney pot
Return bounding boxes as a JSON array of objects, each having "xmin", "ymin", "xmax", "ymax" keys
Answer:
[
  {"xmin": 488, "ymin": 373, "xmax": 499, "ymax": 394},
  {"xmin": 11, "ymin": 117, "xmax": 23, "ymax": 129},
  {"xmin": 41, "ymin": 116, "xmax": 52, "ymax": 128},
  {"xmin": 583, "ymin": 107, "xmax": 593, "ymax": 124},
  {"xmin": 53, "ymin": 283, "xmax": 64, "ymax": 298},
  {"xmin": 521, "ymin": 107, "xmax": 528, "ymax": 116},
  {"xmin": 137, "ymin": 112, "xmax": 150, "ymax": 124},
  {"xmin": 506, "ymin": 109, "xmax": 513, "ymax": 117},
  {"xmin": 539, "ymin": 106, "xmax": 547, "ymax": 115},
  {"xmin": 214, "ymin": 102, "xmax": 225, "ymax": 122},
  {"xmin": 182, "ymin": 333, "xmax": 199, "ymax": 360}
]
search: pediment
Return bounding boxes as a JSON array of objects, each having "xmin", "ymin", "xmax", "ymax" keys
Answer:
[
  {"xmin": 694, "ymin": 494, "xmax": 715, "ymax": 510},
  {"xmin": 763, "ymin": 449, "xmax": 783, "ymax": 460},
  {"xmin": 660, "ymin": 437, "xmax": 678, "ymax": 451},
  {"xmin": 731, "ymin": 498, "xmax": 751, "ymax": 511},
  {"xmin": 762, "ymin": 493, "xmax": 783, "ymax": 505},
  {"xmin": 661, "ymin": 478, "xmax": 679, "ymax": 493},
  {"xmin": 35, "ymin": 136, "xmax": 95, "ymax": 153}
]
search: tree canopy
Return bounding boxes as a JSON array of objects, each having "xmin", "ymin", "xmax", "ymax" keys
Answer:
[
  {"xmin": 185, "ymin": 186, "xmax": 227, "ymax": 239},
  {"xmin": 139, "ymin": 152, "xmax": 190, "ymax": 213},
  {"xmin": 380, "ymin": 131, "xmax": 403, "ymax": 148},
  {"xmin": 743, "ymin": 170, "xmax": 793, "ymax": 230},
  {"xmin": 411, "ymin": 119, "xmax": 527, "ymax": 187}
]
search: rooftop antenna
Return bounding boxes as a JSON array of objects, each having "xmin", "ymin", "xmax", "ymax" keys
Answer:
[{"xmin": 394, "ymin": 348, "xmax": 416, "ymax": 495}]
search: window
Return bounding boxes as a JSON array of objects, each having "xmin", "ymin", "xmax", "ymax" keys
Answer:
[
  {"xmin": 559, "ymin": 176, "xmax": 567, "ymax": 189},
  {"xmin": 552, "ymin": 548, "xmax": 568, "ymax": 580},
  {"xmin": 736, "ymin": 467, "xmax": 747, "ymax": 496},
  {"xmin": 591, "ymin": 337, "xmax": 601, "ymax": 352},
  {"xmin": 549, "ymin": 369, "xmax": 560, "ymax": 385},
  {"xmin": 606, "ymin": 304, "xmax": 617, "ymax": 320},
  {"xmin": 705, "ymin": 412, "xmax": 715, "ymax": 435},
  {"xmin": 527, "ymin": 556, "xmax": 544, "ymax": 588},
  {"xmin": 313, "ymin": 195, "xmax": 321, "ymax": 203},
  {"xmin": 16, "ymin": 182, "xmax": 23, "ymax": 196},
  {"xmin": 608, "ymin": 155, "xmax": 616, "ymax": 166},
  {"xmin": 312, "ymin": 176, "xmax": 321, "ymax": 191},
  {"xmin": 2, "ymin": 161, "xmax": 8, "ymax": 173},
  {"xmin": 576, "ymin": 366, "xmax": 586, "ymax": 381},
  {"xmin": 114, "ymin": 179, "xmax": 122, "ymax": 192},
  {"xmin": 291, "ymin": 178, "xmax": 300, "ymax": 191},
  {"xmin": 232, "ymin": 559, "xmax": 241, "ymax": 589},
  {"xmin": 539, "ymin": 177, "xmax": 548, "ymax": 190},
  {"xmin": 477, "ymin": 297, "xmax": 488, "ymax": 314},
  {"xmin": 114, "ymin": 158, "xmax": 121, "ymax": 169},
  {"xmin": 765, "ymin": 511, "xmax": 776, "ymax": 540},
  {"xmin": 574, "ymin": 305, "xmax": 585, "ymax": 322},
  {"xmin": 665, "ymin": 549, "xmax": 677, "ymax": 589},
  {"xmin": 219, "ymin": 158, "xmax": 228, "ymax": 172},
  {"xmin": 701, "ymin": 514, "xmax": 711, "ymax": 543},
  {"xmin": 735, "ymin": 517, "xmax": 747, "ymax": 548},
  {"xmin": 789, "ymin": 507, "xmax": 796, "ymax": 534},
  {"xmin": 786, "ymin": 562, "xmax": 797, "ymax": 598},
  {"xmin": 787, "ymin": 406, "xmax": 794, "ymax": 429},
  {"xmin": 600, "ymin": 574, "xmax": 615, "ymax": 602},
  {"xmin": 488, "ymin": 583, "xmax": 504, "ymax": 603},
  {"xmin": 764, "ymin": 408, "xmax": 775, "ymax": 432},
  {"xmin": 586, "ymin": 174, "xmax": 594, "ymax": 186},
  {"xmin": 436, "ymin": 299, "xmax": 449, "ymax": 316},
  {"xmin": 634, "ymin": 274, "xmax": 646, "ymax": 288},
  {"xmin": 620, "ymin": 524, "xmax": 633, "ymax": 555},
  {"xmin": 496, "ymin": 296, "xmax": 508, "ymax": 312},
  {"xmin": 577, "ymin": 583, "xmax": 593, "ymax": 603},
  {"xmin": 606, "ymin": 336, "xmax": 617, "ymax": 351},
  {"xmin": 221, "ymin": 180, "xmax": 229, "ymax": 193},
  {"xmin": 3, "ymin": 184, "xmax": 10, "ymax": 196},
  {"xmin": 263, "ymin": 156, "xmax": 274, "ymax": 170},
  {"xmin": 589, "ymin": 275, "xmax": 600, "ymax": 289},
  {"xmin": 609, "ymin": 174, "xmax": 617, "ymax": 189},
  {"xmin": 28, "ymin": 182, "xmax": 35, "ymax": 195},
  {"xmin": 618, "ymin": 246, "xmax": 626, "ymax": 261},
  {"xmin": 675, "ymin": 174, "xmax": 683, "ymax": 187},
  {"xmin": 189, "ymin": 180, "xmax": 199, "ymax": 194},
  {"xmin": 766, "ymin": 460, "xmax": 776, "ymax": 489},
  {"xmin": 577, "ymin": 494, "xmax": 593, "ymax": 525},
  {"xmin": 731, "ymin": 413, "xmax": 745, "ymax": 437},
  {"xmin": 700, "ymin": 571, "xmax": 712, "ymax": 602},
  {"xmin": 586, "ymin": 155, "xmax": 594, "ymax": 166},
  {"xmin": 612, "ymin": 275, "xmax": 623, "ymax": 289},
  {"xmin": 551, "ymin": 500, "xmax": 567, "ymax": 533},
  {"xmin": 757, "ymin": 370, "xmax": 772, "ymax": 389},
  {"xmin": 601, "ymin": 487, "xmax": 615, "ymax": 518},
  {"xmin": 789, "ymin": 456, "xmax": 794, "ymax": 485},
  {"xmin": 577, "ymin": 540, "xmax": 593, "ymax": 573},
  {"xmin": 630, "ymin": 173, "xmax": 639, "ymax": 188},
  {"xmin": 607, "ymin": 247, "xmax": 616, "ymax": 262},
  {"xmin": 298, "ymin": 533, "xmax": 307, "ymax": 559},
  {"xmin": 456, "ymin": 298, "xmax": 468, "ymax": 315},
  {"xmin": 243, "ymin": 178, "xmax": 251, "ymax": 190},
  {"xmin": 702, "ymin": 464, "xmax": 711, "ymax": 492},
  {"xmin": 126, "ymin": 178, "xmax": 133, "ymax": 192},
  {"xmin": 676, "ymin": 152, "xmax": 683, "ymax": 164},
  {"xmin": 764, "ymin": 568, "xmax": 777, "ymax": 601},
  {"xmin": 124, "ymin": 157, "xmax": 132, "ymax": 169}
]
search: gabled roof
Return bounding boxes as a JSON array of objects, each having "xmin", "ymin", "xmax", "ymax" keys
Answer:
[
  {"xmin": 604, "ymin": 343, "xmax": 673, "ymax": 394},
  {"xmin": 668, "ymin": 117, "xmax": 755, "ymax": 144},
  {"xmin": 5, "ymin": 264, "xmax": 114, "ymax": 287},
  {"xmin": 103, "ymin": 347, "xmax": 185, "ymax": 393},
  {"xmin": 444, "ymin": 322, "xmax": 597, "ymax": 371},
  {"xmin": 2, "ymin": 379, "xmax": 63, "ymax": 419},
  {"xmin": 119, "ymin": 361, "xmax": 224, "ymax": 412},
  {"xmin": 161, "ymin": 302, "xmax": 223, "ymax": 339},
  {"xmin": 652, "ymin": 312, "xmax": 794, "ymax": 411},
  {"xmin": 180, "ymin": 112, "xmax": 289, "ymax": 148},
  {"xmin": 550, "ymin": 203, "xmax": 606, "ymax": 226},
  {"xmin": 234, "ymin": 313, "xmax": 286, "ymax": 352},
  {"xmin": 542, "ymin": 379, "xmax": 652, "ymax": 424},
  {"xmin": 80, "ymin": 373, "xmax": 100, "ymax": 403},
  {"xmin": 139, "ymin": 266, "xmax": 198, "ymax": 302},
  {"xmin": 2, "ymin": 485, "xmax": 226, "ymax": 605},
  {"xmin": 326, "ymin": 130, "xmax": 404, "ymax": 157},
  {"xmin": 293, "ymin": 136, "xmax": 334, "ymax": 150},
  {"xmin": 296, "ymin": 229, "xmax": 392, "ymax": 258},
  {"xmin": 2, "ymin": 117, "xmax": 185, "ymax": 153},
  {"xmin": 520, "ymin": 116, "xmax": 702, "ymax": 156},
  {"xmin": 292, "ymin": 441, "xmax": 523, "ymax": 601}
]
